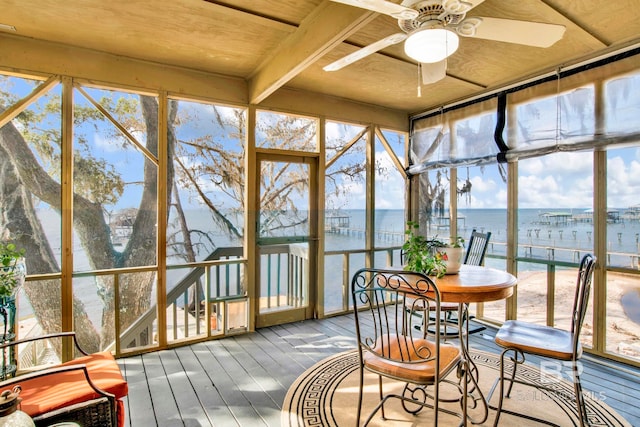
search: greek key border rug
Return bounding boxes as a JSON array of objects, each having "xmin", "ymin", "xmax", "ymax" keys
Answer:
[{"xmin": 282, "ymin": 350, "xmax": 630, "ymax": 427}]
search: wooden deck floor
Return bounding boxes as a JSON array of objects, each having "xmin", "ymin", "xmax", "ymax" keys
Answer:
[{"xmin": 118, "ymin": 314, "xmax": 640, "ymax": 426}]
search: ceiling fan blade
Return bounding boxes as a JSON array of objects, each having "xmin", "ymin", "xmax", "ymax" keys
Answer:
[
  {"xmin": 457, "ymin": 17, "xmax": 565, "ymax": 48},
  {"xmin": 330, "ymin": 0, "xmax": 418, "ymax": 19},
  {"xmin": 421, "ymin": 60, "xmax": 447, "ymax": 84},
  {"xmin": 323, "ymin": 33, "xmax": 407, "ymax": 71}
]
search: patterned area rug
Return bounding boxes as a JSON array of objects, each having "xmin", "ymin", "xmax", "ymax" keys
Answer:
[{"xmin": 282, "ymin": 350, "xmax": 631, "ymax": 427}]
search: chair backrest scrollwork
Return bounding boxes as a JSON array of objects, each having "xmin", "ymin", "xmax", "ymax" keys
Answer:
[{"xmin": 351, "ymin": 268, "xmax": 442, "ymax": 364}]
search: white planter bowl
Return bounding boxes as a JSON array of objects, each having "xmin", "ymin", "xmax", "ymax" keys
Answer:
[{"xmin": 437, "ymin": 247, "xmax": 465, "ymax": 274}]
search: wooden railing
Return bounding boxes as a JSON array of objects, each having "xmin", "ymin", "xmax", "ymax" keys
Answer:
[
  {"xmin": 259, "ymin": 243, "xmax": 309, "ymax": 311},
  {"xmin": 119, "ymin": 247, "xmax": 244, "ymax": 350},
  {"xmin": 323, "ymin": 240, "xmax": 640, "ymax": 315},
  {"xmin": 119, "ymin": 243, "xmax": 311, "ymax": 350},
  {"xmin": 73, "ymin": 236, "xmax": 640, "ymax": 352}
]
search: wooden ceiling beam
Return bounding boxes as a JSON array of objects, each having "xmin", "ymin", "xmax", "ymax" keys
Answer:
[{"xmin": 248, "ymin": 1, "xmax": 377, "ymax": 105}]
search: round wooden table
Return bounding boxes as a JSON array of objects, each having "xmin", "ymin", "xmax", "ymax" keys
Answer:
[
  {"xmin": 387, "ymin": 264, "xmax": 517, "ymax": 304},
  {"xmin": 434, "ymin": 264, "xmax": 517, "ymax": 304}
]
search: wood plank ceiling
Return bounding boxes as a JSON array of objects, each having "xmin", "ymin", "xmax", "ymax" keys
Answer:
[{"xmin": 1, "ymin": 0, "xmax": 639, "ymax": 115}]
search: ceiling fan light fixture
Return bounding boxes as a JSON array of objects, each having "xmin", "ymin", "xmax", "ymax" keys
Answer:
[{"xmin": 404, "ymin": 28, "xmax": 459, "ymax": 63}]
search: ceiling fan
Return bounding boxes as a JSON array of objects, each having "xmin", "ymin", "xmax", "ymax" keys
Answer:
[{"xmin": 324, "ymin": 0, "xmax": 566, "ymax": 84}]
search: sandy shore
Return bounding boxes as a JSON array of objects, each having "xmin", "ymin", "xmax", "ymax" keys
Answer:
[{"xmin": 481, "ymin": 269, "xmax": 640, "ymax": 359}]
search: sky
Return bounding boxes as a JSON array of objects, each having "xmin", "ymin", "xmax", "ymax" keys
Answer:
[
  {"xmin": 4, "ymin": 72, "xmax": 640, "ymax": 214},
  {"xmin": 356, "ymin": 128, "xmax": 640, "ymax": 211},
  {"xmin": 364, "ymin": 145, "xmax": 640, "ymax": 211}
]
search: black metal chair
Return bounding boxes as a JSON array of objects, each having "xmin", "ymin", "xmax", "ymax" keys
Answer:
[
  {"xmin": 428, "ymin": 229, "xmax": 492, "ymax": 338},
  {"xmin": 489, "ymin": 254, "xmax": 597, "ymax": 427},
  {"xmin": 463, "ymin": 229, "xmax": 492, "ymax": 266},
  {"xmin": 351, "ymin": 268, "xmax": 463, "ymax": 426}
]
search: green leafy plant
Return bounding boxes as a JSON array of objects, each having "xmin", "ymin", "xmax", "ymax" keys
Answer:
[
  {"xmin": 402, "ymin": 221, "xmax": 447, "ymax": 278},
  {"xmin": 451, "ymin": 236, "xmax": 465, "ymax": 248},
  {"xmin": 0, "ymin": 241, "xmax": 26, "ymax": 299},
  {"xmin": 427, "ymin": 235, "xmax": 465, "ymax": 249}
]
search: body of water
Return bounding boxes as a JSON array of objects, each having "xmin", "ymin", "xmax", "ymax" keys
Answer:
[
  {"xmin": 19, "ymin": 208, "xmax": 640, "ymax": 328},
  {"xmin": 323, "ymin": 208, "xmax": 640, "ymax": 320},
  {"xmin": 326, "ymin": 208, "xmax": 640, "ymax": 265}
]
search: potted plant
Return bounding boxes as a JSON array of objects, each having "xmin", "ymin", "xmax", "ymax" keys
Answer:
[
  {"xmin": 428, "ymin": 235, "xmax": 465, "ymax": 275},
  {"xmin": 402, "ymin": 221, "xmax": 447, "ymax": 278},
  {"xmin": 0, "ymin": 241, "xmax": 26, "ymax": 300}
]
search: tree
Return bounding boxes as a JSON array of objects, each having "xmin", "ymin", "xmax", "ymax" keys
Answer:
[
  {"xmin": 0, "ymin": 77, "xmax": 368, "ymax": 353},
  {"xmin": 0, "ymin": 87, "xmax": 170, "ymax": 350}
]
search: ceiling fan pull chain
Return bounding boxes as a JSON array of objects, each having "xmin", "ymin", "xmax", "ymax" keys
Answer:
[
  {"xmin": 555, "ymin": 67, "xmax": 561, "ymax": 144},
  {"xmin": 417, "ymin": 63, "xmax": 422, "ymax": 97}
]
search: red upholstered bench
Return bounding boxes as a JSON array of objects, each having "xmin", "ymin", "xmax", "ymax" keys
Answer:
[{"xmin": 0, "ymin": 332, "xmax": 128, "ymax": 427}]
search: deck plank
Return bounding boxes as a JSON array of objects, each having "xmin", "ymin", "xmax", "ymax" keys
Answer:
[
  {"xmin": 245, "ymin": 328, "xmax": 312, "ymax": 390},
  {"xmin": 157, "ymin": 348, "xmax": 213, "ymax": 427},
  {"xmin": 195, "ymin": 339, "xmax": 270, "ymax": 426},
  {"xmin": 173, "ymin": 344, "xmax": 238, "ymax": 426},
  {"xmin": 143, "ymin": 350, "xmax": 182, "ymax": 426},
  {"xmin": 216, "ymin": 337, "xmax": 284, "ymax": 426},
  {"xmin": 120, "ymin": 316, "xmax": 640, "ymax": 427},
  {"xmin": 119, "ymin": 356, "xmax": 156, "ymax": 427}
]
